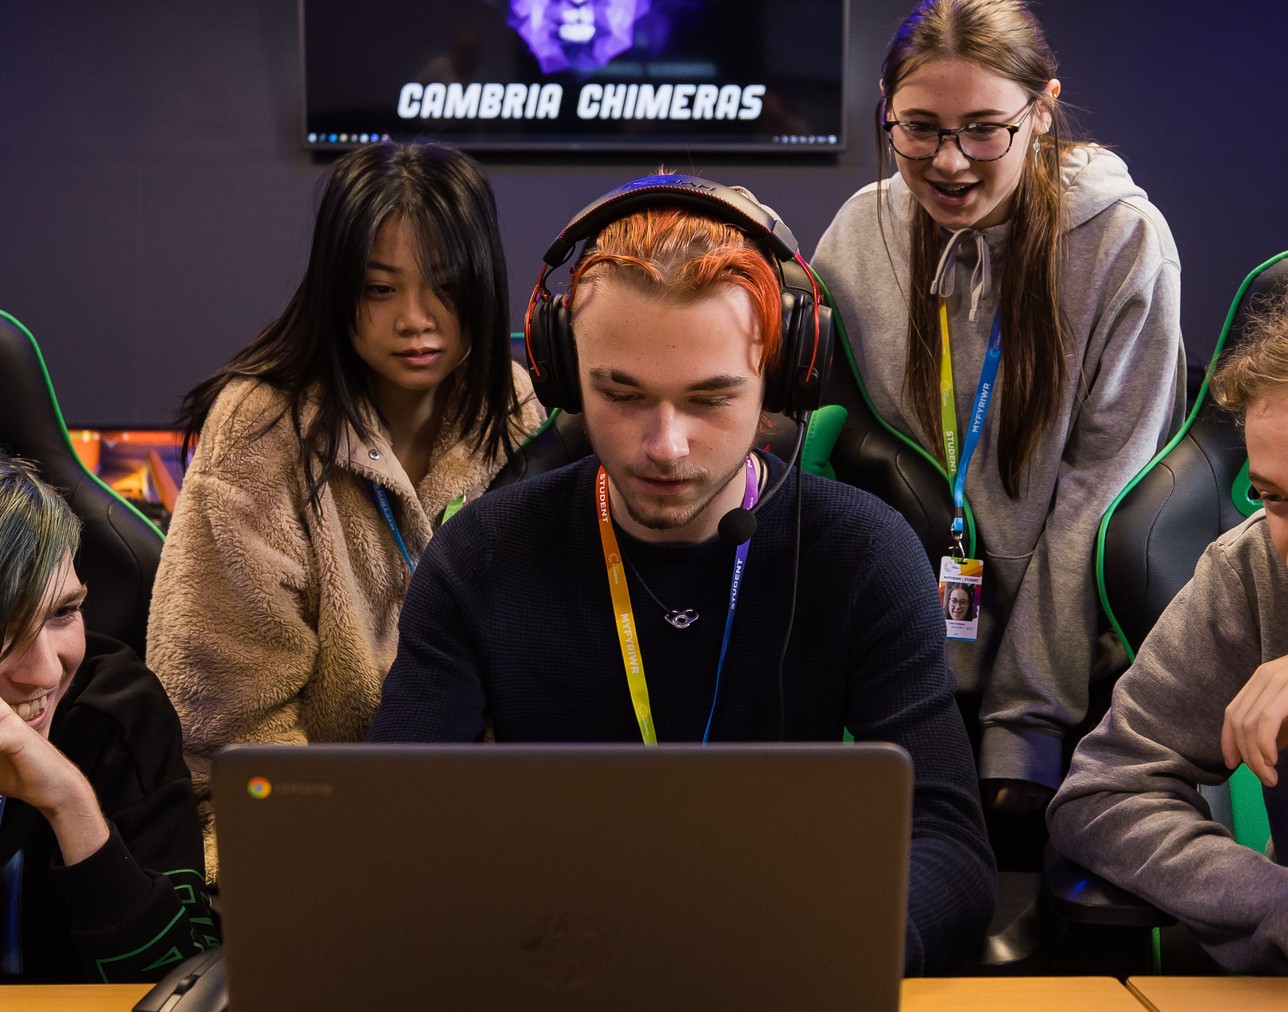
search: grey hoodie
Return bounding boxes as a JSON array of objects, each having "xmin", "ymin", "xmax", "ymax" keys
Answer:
[
  {"xmin": 1049, "ymin": 515, "xmax": 1288, "ymax": 973},
  {"xmin": 812, "ymin": 146, "xmax": 1185, "ymax": 789}
]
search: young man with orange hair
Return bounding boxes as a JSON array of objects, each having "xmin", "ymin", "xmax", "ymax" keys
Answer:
[{"xmin": 369, "ymin": 176, "xmax": 995, "ymax": 974}]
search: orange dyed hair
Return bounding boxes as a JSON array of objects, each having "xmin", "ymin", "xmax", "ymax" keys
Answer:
[{"xmin": 566, "ymin": 207, "xmax": 782, "ymax": 373}]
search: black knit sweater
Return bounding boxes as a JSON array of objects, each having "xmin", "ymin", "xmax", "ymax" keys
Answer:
[{"xmin": 369, "ymin": 454, "xmax": 995, "ymax": 973}]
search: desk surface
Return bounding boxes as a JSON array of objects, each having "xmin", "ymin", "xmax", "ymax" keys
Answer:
[
  {"xmin": 1127, "ymin": 976, "xmax": 1288, "ymax": 1011},
  {"xmin": 3, "ymin": 984, "xmax": 150, "ymax": 1010},
  {"xmin": 4, "ymin": 979, "xmax": 1135, "ymax": 1012},
  {"xmin": 902, "ymin": 976, "xmax": 1143, "ymax": 1011},
  {"xmin": 8, "ymin": 976, "xmax": 1284, "ymax": 1011}
]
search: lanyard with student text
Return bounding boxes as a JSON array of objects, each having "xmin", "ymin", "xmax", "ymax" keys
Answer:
[
  {"xmin": 939, "ymin": 302, "xmax": 1002, "ymax": 558},
  {"xmin": 371, "ymin": 482, "xmax": 417, "ymax": 572},
  {"xmin": 370, "ymin": 480, "xmax": 466, "ymax": 573},
  {"xmin": 595, "ymin": 459, "xmax": 757, "ymax": 745}
]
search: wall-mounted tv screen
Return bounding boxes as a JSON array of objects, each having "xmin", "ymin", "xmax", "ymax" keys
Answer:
[{"xmin": 301, "ymin": 0, "xmax": 847, "ymax": 154}]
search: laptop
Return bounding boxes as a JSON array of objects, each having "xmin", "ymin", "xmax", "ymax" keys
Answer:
[{"xmin": 212, "ymin": 742, "xmax": 912, "ymax": 1011}]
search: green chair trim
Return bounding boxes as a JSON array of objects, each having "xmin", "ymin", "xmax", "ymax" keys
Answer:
[
  {"xmin": 1094, "ymin": 249, "xmax": 1288, "ymax": 662},
  {"xmin": 0, "ymin": 309, "xmax": 164, "ymax": 539}
]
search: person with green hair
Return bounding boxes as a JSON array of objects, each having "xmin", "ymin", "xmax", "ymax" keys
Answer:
[{"xmin": 0, "ymin": 454, "xmax": 215, "ymax": 983}]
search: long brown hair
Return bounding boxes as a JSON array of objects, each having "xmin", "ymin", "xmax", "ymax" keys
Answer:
[{"xmin": 880, "ymin": 0, "xmax": 1076, "ymax": 497}]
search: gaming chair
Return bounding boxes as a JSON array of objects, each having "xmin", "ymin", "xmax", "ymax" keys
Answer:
[{"xmin": 0, "ymin": 311, "xmax": 163, "ymax": 658}]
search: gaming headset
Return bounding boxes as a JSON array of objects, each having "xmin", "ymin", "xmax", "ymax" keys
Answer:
[{"xmin": 523, "ymin": 173, "xmax": 834, "ymax": 418}]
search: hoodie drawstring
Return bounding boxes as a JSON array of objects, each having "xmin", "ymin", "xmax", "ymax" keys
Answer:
[{"xmin": 930, "ymin": 228, "xmax": 992, "ymax": 323}]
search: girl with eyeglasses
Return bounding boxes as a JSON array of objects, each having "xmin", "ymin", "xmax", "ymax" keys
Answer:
[
  {"xmin": 813, "ymin": 0, "xmax": 1184, "ymax": 855},
  {"xmin": 146, "ymin": 142, "xmax": 544, "ymax": 882}
]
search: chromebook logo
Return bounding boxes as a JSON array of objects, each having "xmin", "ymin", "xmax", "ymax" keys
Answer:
[{"xmin": 247, "ymin": 776, "xmax": 272, "ymax": 800}]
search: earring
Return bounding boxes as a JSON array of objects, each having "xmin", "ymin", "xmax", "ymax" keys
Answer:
[{"xmin": 1033, "ymin": 137, "xmax": 1041, "ymax": 157}]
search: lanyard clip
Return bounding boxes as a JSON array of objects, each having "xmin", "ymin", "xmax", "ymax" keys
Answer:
[{"xmin": 947, "ymin": 513, "xmax": 966, "ymax": 561}]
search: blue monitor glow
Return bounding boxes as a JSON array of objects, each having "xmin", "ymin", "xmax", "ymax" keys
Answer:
[{"xmin": 301, "ymin": 0, "xmax": 848, "ymax": 154}]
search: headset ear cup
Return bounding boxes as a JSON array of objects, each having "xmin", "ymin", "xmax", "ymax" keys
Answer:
[
  {"xmin": 525, "ymin": 297, "xmax": 560, "ymax": 411},
  {"xmin": 526, "ymin": 295, "xmax": 583, "ymax": 413},
  {"xmin": 762, "ymin": 291, "xmax": 796, "ymax": 415},
  {"xmin": 552, "ymin": 294, "xmax": 583, "ymax": 414},
  {"xmin": 813, "ymin": 301, "xmax": 834, "ymax": 403},
  {"xmin": 767, "ymin": 288, "xmax": 829, "ymax": 414},
  {"xmin": 767, "ymin": 290, "xmax": 833, "ymax": 416},
  {"xmin": 795, "ymin": 297, "xmax": 833, "ymax": 412}
]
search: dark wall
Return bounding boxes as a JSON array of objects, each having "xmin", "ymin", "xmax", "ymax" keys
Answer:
[{"xmin": 2, "ymin": 1, "xmax": 1285, "ymax": 426}]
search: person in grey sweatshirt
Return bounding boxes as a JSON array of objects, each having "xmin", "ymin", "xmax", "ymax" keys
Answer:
[
  {"xmin": 1048, "ymin": 297, "xmax": 1288, "ymax": 974},
  {"xmin": 812, "ymin": 0, "xmax": 1185, "ymax": 828}
]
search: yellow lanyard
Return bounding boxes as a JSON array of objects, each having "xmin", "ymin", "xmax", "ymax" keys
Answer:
[
  {"xmin": 938, "ymin": 299, "xmax": 960, "ymax": 479},
  {"xmin": 595, "ymin": 467, "xmax": 658, "ymax": 745}
]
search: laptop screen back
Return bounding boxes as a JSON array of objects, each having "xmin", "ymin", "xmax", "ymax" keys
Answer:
[{"xmin": 212, "ymin": 742, "xmax": 912, "ymax": 1011}]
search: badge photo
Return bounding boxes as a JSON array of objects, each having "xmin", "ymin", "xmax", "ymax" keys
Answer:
[{"xmin": 939, "ymin": 556, "xmax": 983, "ymax": 642}]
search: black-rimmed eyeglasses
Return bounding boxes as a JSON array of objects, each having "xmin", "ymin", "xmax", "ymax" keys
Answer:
[{"xmin": 882, "ymin": 101, "xmax": 1037, "ymax": 162}]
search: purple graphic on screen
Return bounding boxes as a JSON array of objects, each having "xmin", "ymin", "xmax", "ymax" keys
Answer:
[{"xmin": 509, "ymin": 0, "xmax": 652, "ymax": 74}]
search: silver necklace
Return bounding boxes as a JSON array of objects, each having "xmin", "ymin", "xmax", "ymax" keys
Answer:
[{"xmin": 620, "ymin": 552, "xmax": 725, "ymax": 630}]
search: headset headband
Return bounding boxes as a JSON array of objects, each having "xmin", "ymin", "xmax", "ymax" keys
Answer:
[{"xmin": 541, "ymin": 173, "xmax": 800, "ymax": 269}]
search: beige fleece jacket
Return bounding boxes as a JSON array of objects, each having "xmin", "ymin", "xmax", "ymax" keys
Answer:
[{"xmin": 146, "ymin": 362, "xmax": 543, "ymax": 880}]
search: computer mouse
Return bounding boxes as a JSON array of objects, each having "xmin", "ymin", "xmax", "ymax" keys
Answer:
[{"xmin": 132, "ymin": 946, "xmax": 228, "ymax": 1012}]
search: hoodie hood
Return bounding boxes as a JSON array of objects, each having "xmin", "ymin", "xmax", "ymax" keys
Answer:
[{"xmin": 1060, "ymin": 145, "xmax": 1147, "ymax": 231}]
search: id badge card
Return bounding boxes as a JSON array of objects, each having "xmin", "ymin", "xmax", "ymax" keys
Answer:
[{"xmin": 939, "ymin": 556, "xmax": 984, "ymax": 642}]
